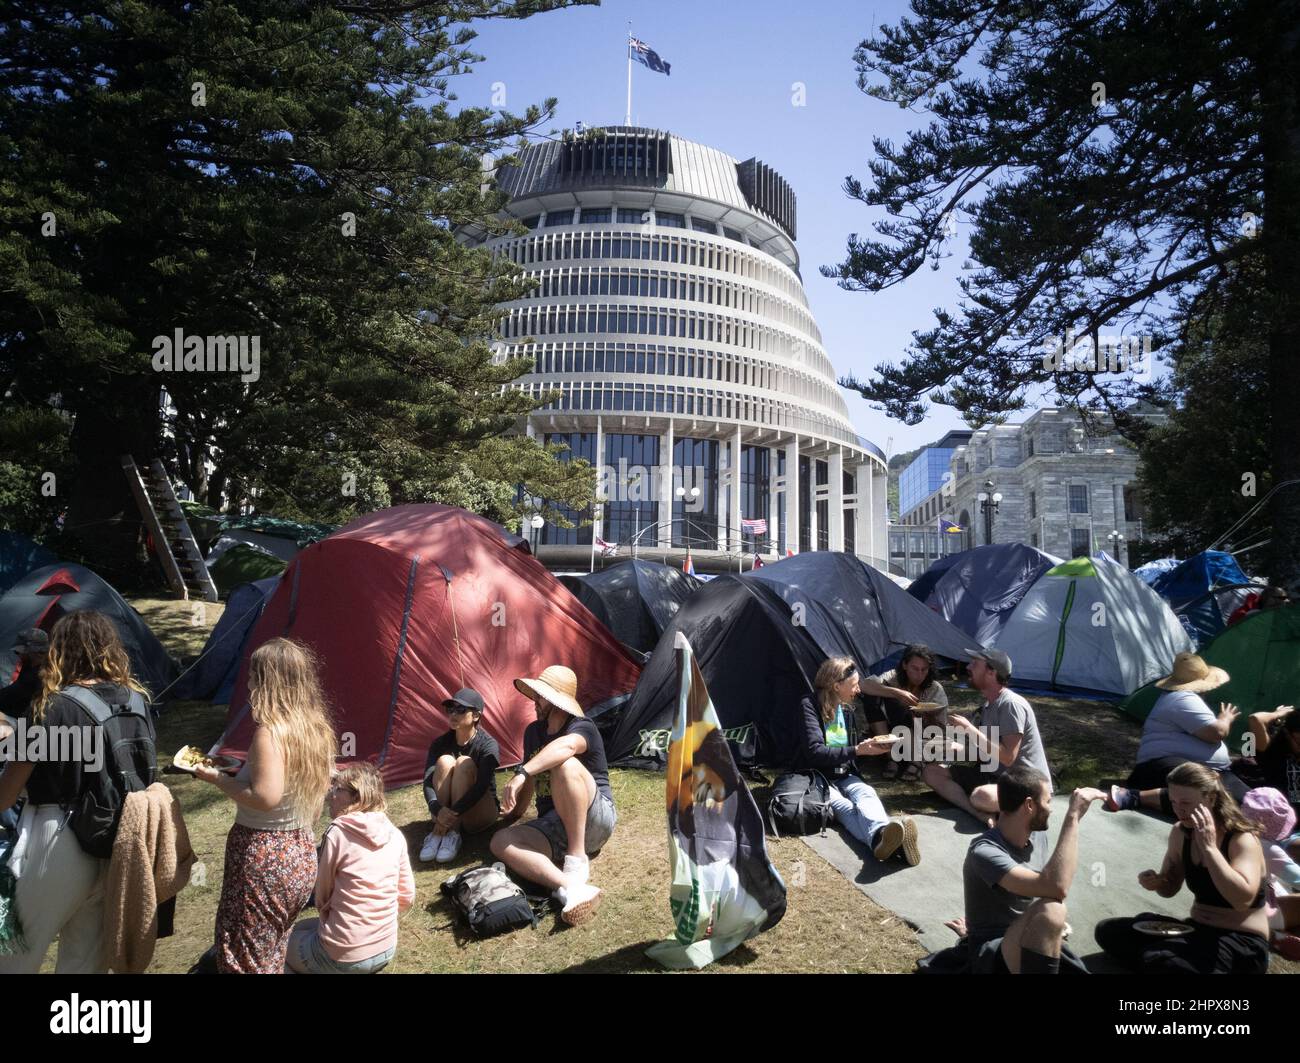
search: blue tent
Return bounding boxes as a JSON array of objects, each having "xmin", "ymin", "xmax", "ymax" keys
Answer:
[
  {"xmin": 171, "ymin": 577, "xmax": 279, "ymax": 703},
  {"xmin": 0, "ymin": 532, "xmax": 56, "ymax": 595},
  {"xmin": 908, "ymin": 543, "xmax": 1063, "ymax": 645},
  {"xmin": 1148, "ymin": 550, "xmax": 1253, "ymax": 646},
  {"xmin": 1133, "ymin": 557, "xmax": 1180, "ymax": 586}
]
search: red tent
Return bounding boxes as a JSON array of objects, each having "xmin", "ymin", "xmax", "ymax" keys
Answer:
[{"xmin": 219, "ymin": 505, "xmax": 642, "ymax": 785}]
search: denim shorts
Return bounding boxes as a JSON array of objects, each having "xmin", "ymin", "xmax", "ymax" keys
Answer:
[
  {"xmin": 288, "ymin": 918, "xmax": 394, "ymax": 975},
  {"xmin": 524, "ymin": 791, "xmax": 617, "ymax": 864}
]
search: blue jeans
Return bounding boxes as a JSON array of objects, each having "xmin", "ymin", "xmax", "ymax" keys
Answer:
[
  {"xmin": 287, "ymin": 918, "xmax": 394, "ymax": 974},
  {"xmin": 826, "ymin": 774, "xmax": 889, "ymax": 851}
]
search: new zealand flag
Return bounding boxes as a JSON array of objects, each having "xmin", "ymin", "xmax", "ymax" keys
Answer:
[{"xmin": 630, "ymin": 37, "xmax": 671, "ymax": 76}]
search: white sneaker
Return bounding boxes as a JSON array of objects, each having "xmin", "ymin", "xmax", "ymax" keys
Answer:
[
  {"xmin": 562, "ymin": 854, "xmax": 590, "ymax": 886},
  {"xmin": 419, "ymin": 831, "xmax": 440, "ymax": 862},
  {"xmin": 436, "ymin": 830, "xmax": 462, "ymax": 864},
  {"xmin": 552, "ymin": 885, "xmax": 569, "ymax": 908},
  {"xmin": 561, "ymin": 881, "xmax": 603, "ymax": 926}
]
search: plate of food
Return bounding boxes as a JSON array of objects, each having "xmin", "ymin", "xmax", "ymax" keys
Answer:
[
  {"xmin": 909, "ymin": 701, "xmax": 945, "ymax": 714},
  {"xmin": 172, "ymin": 745, "xmax": 241, "ymax": 776},
  {"xmin": 1132, "ymin": 919, "xmax": 1194, "ymax": 937},
  {"xmin": 867, "ymin": 734, "xmax": 903, "ymax": 746}
]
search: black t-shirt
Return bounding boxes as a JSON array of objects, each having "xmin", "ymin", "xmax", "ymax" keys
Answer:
[
  {"xmin": 522, "ymin": 714, "xmax": 612, "ymax": 817},
  {"xmin": 21, "ymin": 682, "xmax": 133, "ymax": 807},
  {"xmin": 423, "ymin": 728, "xmax": 500, "ymax": 813},
  {"xmin": 1258, "ymin": 737, "xmax": 1300, "ymax": 812}
]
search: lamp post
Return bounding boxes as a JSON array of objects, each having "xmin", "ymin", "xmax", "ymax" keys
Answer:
[
  {"xmin": 1107, "ymin": 529, "xmax": 1126, "ymax": 566},
  {"xmin": 976, "ymin": 479, "xmax": 1002, "ymax": 545}
]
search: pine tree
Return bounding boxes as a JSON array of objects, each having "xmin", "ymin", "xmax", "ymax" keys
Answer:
[{"xmin": 826, "ymin": 0, "xmax": 1300, "ymax": 584}]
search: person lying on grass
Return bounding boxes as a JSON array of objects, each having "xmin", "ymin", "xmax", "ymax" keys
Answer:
[
  {"xmin": 948, "ymin": 766, "xmax": 1106, "ymax": 974},
  {"xmin": 1094, "ymin": 762, "xmax": 1269, "ymax": 975},
  {"xmin": 923, "ymin": 649, "xmax": 1052, "ymax": 827},
  {"xmin": 490, "ymin": 665, "xmax": 615, "ymax": 927},
  {"xmin": 287, "ymin": 762, "xmax": 413, "ymax": 974},
  {"xmin": 419, "ymin": 688, "xmax": 500, "ymax": 865}
]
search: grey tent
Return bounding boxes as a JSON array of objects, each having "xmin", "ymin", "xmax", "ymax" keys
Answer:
[
  {"xmin": 558, "ymin": 560, "xmax": 701, "ymax": 653},
  {"xmin": 603, "ymin": 552, "xmax": 976, "ymax": 766}
]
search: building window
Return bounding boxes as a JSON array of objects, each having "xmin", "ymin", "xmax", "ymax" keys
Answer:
[
  {"xmin": 1069, "ymin": 484, "xmax": 1089, "ymax": 513},
  {"xmin": 616, "ymin": 207, "xmax": 644, "ymax": 223},
  {"xmin": 799, "ymin": 456, "xmax": 811, "ymax": 551},
  {"xmin": 740, "ymin": 446, "xmax": 770, "ymax": 551},
  {"xmin": 1029, "ymin": 491, "xmax": 1037, "ymax": 519},
  {"xmin": 1031, "ymin": 532, "xmax": 1039, "ymax": 548},
  {"xmin": 1124, "ymin": 485, "xmax": 1142, "ymax": 523},
  {"xmin": 723, "ymin": 227, "xmax": 743, "ymax": 242},
  {"xmin": 579, "ymin": 208, "xmax": 611, "ymax": 224},
  {"xmin": 655, "ymin": 212, "xmax": 684, "ymax": 228},
  {"xmin": 520, "ymin": 215, "xmax": 540, "ymax": 230},
  {"xmin": 1026, "ymin": 434, "xmax": 1034, "ymax": 458},
  {"xmin": 1071, "ymin": 527, "xmax": 1091, "ymax": 557},
  {"xmin": 691, "ymin": 218, "xmax": 717, "ymax": 234},
  {"xmin": 544, "ymin": 210, "xmax": 574, "ymax": 227}
]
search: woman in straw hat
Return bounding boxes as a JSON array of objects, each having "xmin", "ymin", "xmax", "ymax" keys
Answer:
[
  {"xmin": 1104, "ymin": 652, "xmax": 1248, "ymax": 815},
  {"xmin": 489, "ymin": 665, "xmax": 616, "ymax": 927}
]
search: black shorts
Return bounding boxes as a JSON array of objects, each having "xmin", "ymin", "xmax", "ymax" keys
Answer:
[{"xmin": 949, "ymin": 762, "xmax": 997, "ymax": 795}]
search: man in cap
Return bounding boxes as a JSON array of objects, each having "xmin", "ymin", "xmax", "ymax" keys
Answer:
[
  {"xmin": 0, "ymin": 628, "xmax": 48, "ymax": 835},
  {"xmin": 922, "ymin": 648, "xmax": 1053, "ymax": 825},
  {"xmin": 490, "ymin": 665, "xmax": 616, "ymax": 926},
  {"xmin": 1104, "ymin": 651, "xmax": 1248, "ymax": 815},
  {"xmin": 419, "ymin": 687, "xmax": 500, "ymax": 864}
]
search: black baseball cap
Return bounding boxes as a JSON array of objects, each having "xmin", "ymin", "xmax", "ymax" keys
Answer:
[
  {"xmin": 442, "ymin": 688, "xmax": 486, "ymax": 714},
  {"xmin": 13, "ymin": 628, "xmax": 49, "ymax": 654}
]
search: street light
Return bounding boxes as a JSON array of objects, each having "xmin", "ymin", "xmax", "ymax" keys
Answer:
[
  {"xmin": 527, "ymin": 512, "xmax": 544, "ymax": 554},
  {"xmin": 977, "ymin": 479, "xmax": 1001, "ymax": 545},
  {"xmin": 1107, "ymin": 529, "xmax": 1126, "ymax": 565}
]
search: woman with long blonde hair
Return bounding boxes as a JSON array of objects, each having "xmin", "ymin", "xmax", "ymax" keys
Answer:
[
  {"xmin": 0, "ymin": 611, "xmax": 153, "ymax": 973},
  {"xmin": 195, "ymin": 637, "xmax": 337, "ymax": 973},
  {"xmin": 1094, "ymin": 761, "xmax": 1270, "ymax": 973},
  {"xmin": 794, "ymin": 656, "xmax": 921, "ymax": 867}
]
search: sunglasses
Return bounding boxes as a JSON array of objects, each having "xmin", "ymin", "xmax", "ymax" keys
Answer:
[{"xmin": 446, "ymin": 705, "xmax": 477, "ymax": 716}]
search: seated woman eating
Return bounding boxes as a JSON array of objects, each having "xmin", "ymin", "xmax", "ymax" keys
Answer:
[
  {"xmin": 795, "ymin": 657, "xmax": 920, "ymax": 867},
  {"xmin": 1094, "ymin": 762, "xmax": 1269, "ymax": 974},
  {"xmin": 862, "ymin": 644, "xmax": 949, "ymax": 780}
]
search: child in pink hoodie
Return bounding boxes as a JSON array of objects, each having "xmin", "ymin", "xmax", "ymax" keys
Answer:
[{"xmin": 287, "ymin": 763, "xmax": 414, "ymax": 974}]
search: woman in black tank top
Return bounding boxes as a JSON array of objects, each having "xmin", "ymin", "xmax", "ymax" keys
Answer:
[{"xmin": 1094, "ymin": 762, "xmax": 1270, "ymax": 974}]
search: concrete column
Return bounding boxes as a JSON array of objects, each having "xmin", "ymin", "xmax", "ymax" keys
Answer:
[
  {"xmin": 715, "ymin": 440, "xmax": 728, "ymax": 552},
  {"xmin": 593, "ymin": 416, "xmax": 604, "ymax": 545},
  {"xmin": 731, "ymin": 424, "xmax": 743, "ymax": 555},
  {"xmin": 829, "ymin": 447, "xmax": 844, "ymax": 552},
  {"xmin": 658, "ymin": 420, "xmax": 675, "ymax": 549},
  {"xmin": 784, "ymin": 435, "xmax": 800, "ymax": 554},
  {"xmin": 854, "ymin": 462, "xmax": 869, "ymax": 560},
  {"xmin": 767, "ymin": 445, "xmax": 779, "ymax": 558}
]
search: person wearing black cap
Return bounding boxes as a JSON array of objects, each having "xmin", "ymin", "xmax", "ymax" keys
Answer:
[
  {"xmin": 0, "ymin": 627, "xmax": 49, "ymax": 726},
  {"xmin": 419, "ymin": 688, "xmax": 500, "ymax": 864}
]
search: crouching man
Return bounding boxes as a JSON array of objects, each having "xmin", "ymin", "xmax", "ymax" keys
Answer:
[
  {"xmin": 960, "ymin": 765, "xmax": 1106, "ymax": 973},
  {"xmin": 490, "ymin": 666, "xmax": 617, "ymax": 927}
]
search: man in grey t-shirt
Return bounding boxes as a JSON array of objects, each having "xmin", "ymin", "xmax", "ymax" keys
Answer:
[
  {"xmin": 923, "ymin": 648, "xmax": 1052, "ymax": 824},
  {"xmin": 956, "ymin": 765, "xmax": 1106, "ymax": 973}
]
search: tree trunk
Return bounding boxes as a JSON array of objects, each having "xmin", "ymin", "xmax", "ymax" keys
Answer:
[{"xmin": 1259, "ymin": 0, "xmax": 1300, "ymax": 587}]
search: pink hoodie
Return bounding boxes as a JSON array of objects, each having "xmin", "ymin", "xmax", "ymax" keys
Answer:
[{"xmin": 315, "ymin": 811, "xmax": 415, "ymax": 963}]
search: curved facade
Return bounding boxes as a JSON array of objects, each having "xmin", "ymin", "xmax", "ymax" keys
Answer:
[{"xmin": 459, "ymin": 126, "xmax": 889, "ymax": 566}]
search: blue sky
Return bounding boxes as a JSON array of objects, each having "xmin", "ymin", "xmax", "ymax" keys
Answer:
[{"xmin": 459, "ymin": 0, "xmax": 1017, "ymax": 458}]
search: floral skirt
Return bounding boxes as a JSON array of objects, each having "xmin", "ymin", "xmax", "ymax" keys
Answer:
[{"xmin": 215, "ymin": 823, "xmax": 316, "ymax": 974}]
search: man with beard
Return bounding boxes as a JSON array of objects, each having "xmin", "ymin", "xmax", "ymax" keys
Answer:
[{"xmin": 960, "ymin": 765, "xmax": 1106, "ymax": 973}]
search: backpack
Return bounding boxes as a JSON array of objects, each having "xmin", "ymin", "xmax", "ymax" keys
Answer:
[
  {"xmin": 441, "ymin": 864, "xmax": 538, "ymax": 938},
  {"xmin": 58, "ymin": 685, "xmax": 156, "ymax": 858},
  {"xmin": 766, "ymin": 770, "xmax": 833, "ymax": 837}
]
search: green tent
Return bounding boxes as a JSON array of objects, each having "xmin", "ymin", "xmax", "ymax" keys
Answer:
[
  {"xmin": 209, "ymin": 543, "xmax": 287, "ymax": 595},
  {"xmin": 1119, "ymin": 603, "xmax": 1300, "ymax": 746}
]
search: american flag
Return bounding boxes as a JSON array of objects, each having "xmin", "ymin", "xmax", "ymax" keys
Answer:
[
  {"xmin": 630, "ymin": 37, "xmax": 672, "ymax": 76},
  {"xmin": 741, "ymin": 518, "xmax": 767, "ymax": 536}
]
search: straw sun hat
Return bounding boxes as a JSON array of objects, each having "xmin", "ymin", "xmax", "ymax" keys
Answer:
[
  {"xmin": 1155, "ymin": 651, "xmax": 1229, "ymax": 693},
  {"xmin": 514, "ymin": 665, "xmax": 584, "ymax": 717}
]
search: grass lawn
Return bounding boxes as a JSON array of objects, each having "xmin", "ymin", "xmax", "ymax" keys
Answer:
[{"xmin": 85, "ymin": 595, "xmax": 1292, "ymax": 974}]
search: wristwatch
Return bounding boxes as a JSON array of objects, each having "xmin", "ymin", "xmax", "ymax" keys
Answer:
[{"xmin": 513, "ymin": 765, "xmax": 531, "ymax": 781}]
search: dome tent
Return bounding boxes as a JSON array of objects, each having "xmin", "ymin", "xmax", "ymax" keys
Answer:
[
  {"xmin": 219, "ymin": 504, "xmax": 642, "ymax": 785},
  {"xmin": 908, "ymin": 543, "xmax": 1064, "ymax": 645},
  {"xmin": 558, "ymin": 560, "xmax": 702, "ymax": 654},
  {"xmin": 604, "ymin": 552, "xmax": 975, "ymax": 767},
  {"xmin": 989, "ymin": 555, "xmax": 1194, "ymax": 697},
  {"xmin": 0, "ymin": 563, "xmax": 178, "ymax": 697},
  {"xmin": 0, "ymin": 532, "xmax": 57, "ymax": 595},
  {"xmin": 171, "ymin": 577, "xmax": 280, "ymax": 703}
]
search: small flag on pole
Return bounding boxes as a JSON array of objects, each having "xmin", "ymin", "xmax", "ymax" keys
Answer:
[
  {"xmin": 741, "ymin": 518, "xmax": 767, "ymax": 536},
  {"xmin": 683, "ymin": 549, "xmax": 695, "ymax": 576},
  {"xmin": 939, "ymin": 516, "xmax": 963, "ymax": 535},
  {"xmin": 786, "ymin": 548, "xmax": 796, "ymax": 557},
  {"xmin": 630, "ymin": 36, "xmax": 672, "ymax": 75},
  {"xmin": 752, "ymin": 554, "xmax": 764, "ymax": 570},
  {"xmin": 595, "ymin": 536, "xmax": 618, "ymax": 557}
]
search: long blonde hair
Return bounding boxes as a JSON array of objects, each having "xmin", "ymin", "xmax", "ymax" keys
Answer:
[
  {"xmin": 246, "ymin": 638, "xmax": 337, "ymax": 824},
  {"xmin": 36, "ymin": 611, "xmax": 150, "ymax": 723},
  {"xmin": 1166, "ymin": 762, "xmax": 1260, "ymax": 836},
  {"xmin": 813, "ymin": 656, "xmax": 857, "ymax": 724}
]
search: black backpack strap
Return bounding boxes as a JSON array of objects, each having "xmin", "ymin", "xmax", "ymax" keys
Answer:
[{"xmin": 58, "ymin": 685, "xmax": 115, "ymax": 725}]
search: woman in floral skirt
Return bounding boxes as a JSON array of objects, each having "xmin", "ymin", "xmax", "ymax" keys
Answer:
[{"xmin": 195, "ymin": 638, "xmax": 337, "ymax": 973}]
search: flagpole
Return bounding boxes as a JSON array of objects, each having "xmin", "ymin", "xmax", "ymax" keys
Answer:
[{"xmin": 625, "ymin": 22, "xmax": 632, "ymax": 125}]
